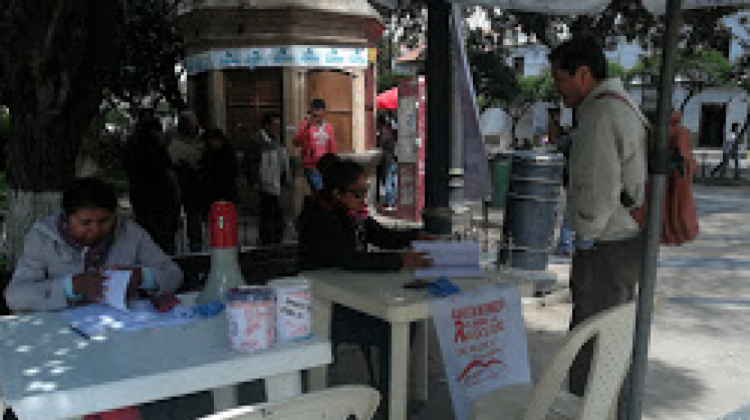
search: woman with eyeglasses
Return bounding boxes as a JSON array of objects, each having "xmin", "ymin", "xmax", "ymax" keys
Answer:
[
  {"xmin": 297, "ymin": 153, "xmax": 432, "ymax": 404},
  {"xmin": 298, "ymin": 153, "xmax": 433, "ymax": 271}
]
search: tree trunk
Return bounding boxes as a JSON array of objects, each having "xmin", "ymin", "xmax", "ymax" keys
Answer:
[
  {"xmin": 0, "ymin": 0, "xmax": 122, "ymax": 267},
  {"xmin": 6, "ymin": 191, "xmax": 62, "ymax": 264}
]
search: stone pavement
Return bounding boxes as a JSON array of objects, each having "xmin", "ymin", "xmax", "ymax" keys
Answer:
[{"xmin": 134, "ymin": 184, "xmax": 750, "ymax": 420}]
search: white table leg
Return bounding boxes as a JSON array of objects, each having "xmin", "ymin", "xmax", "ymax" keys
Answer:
[
  {"xmin": 390, "ymin": 322, "xmax": 410, "ymax": 420},
  {"xmin": 411, "ymin": 319, "xmax": 429, "ymax": 402},
  {"xmin": 212, "ymin": 386, "xmax": 238, "ymax": 412},
  {"xmin": 265, "ymin": 371, "xmax": 302, "ymax": 401},
  {"xmin": 309, "ymin": 295, "xmax": 332, "ymax": 390}
]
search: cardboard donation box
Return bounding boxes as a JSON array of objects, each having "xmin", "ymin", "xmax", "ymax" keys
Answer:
[
  {"xmin": 432, "ymin": 284, "xmax": 531, "ymax": 420},
  {"xmin": 396, "ymin": 76, "xmax": 426, "ymax": 221}
]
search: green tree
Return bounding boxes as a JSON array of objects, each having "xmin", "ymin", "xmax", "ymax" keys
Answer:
[
  {"xmin": 501, "ymin": 71, "xmax": 554, "ymax": 143},
  {"xmin": 0, "ymin": 0, "xmax": 187, "ymax": 264},
  {"xmin": 0, "ymin": 0, "xmax": 123, "ymax": 263},
  {"xmin": 466, "ymin": 28, "xmax": 518, "ymax": 111},
  {"xmin": 103, "ymin": 0, "xmax": 186, "ymax": 123},
  {"xmin": 630, "ymin": 48, "xmax": 735, "ymax": 111}
]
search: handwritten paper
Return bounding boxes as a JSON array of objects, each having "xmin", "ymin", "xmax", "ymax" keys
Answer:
[{"xmin": 103, "ymin": 270, "xmax": 131, "ymax": 312}]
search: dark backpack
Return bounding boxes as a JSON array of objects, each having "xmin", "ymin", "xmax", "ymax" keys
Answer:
[{"xmin": 597, "ymin": 92, "xmax": 699, "ymax": 246}]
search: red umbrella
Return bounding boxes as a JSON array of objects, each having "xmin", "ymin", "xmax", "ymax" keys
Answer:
[{"xmin": 376, "ymin": 87, "xmax": 398, "ymax": 109}]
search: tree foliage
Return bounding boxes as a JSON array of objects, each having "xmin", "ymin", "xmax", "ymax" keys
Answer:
[
  {"xmin": 0, "ymin": 0, "xmax": 122, "ymax": 190},
  {"xmin": 103, "ymin": 0, "xmax": 186, "ymax": 123},
  {"xmin": 630, "ymin": 48, "xmax": 735, "ymax": 111},
  {"xmin": 503, "ymin": 71, "xmax": 555, "ymax": 141},
  {"xmin": 465, "ymin": 28, "xmax": 518, "ymax": 110}
]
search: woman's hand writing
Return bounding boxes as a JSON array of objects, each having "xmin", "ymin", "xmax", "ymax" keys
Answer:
[
  {"xmin": 72, "ymin": 271, "xmax": 107, "ymax": 303},
  {"xmin": 401, "ymin": 251, "xmax": 433, "ymax": 269}
]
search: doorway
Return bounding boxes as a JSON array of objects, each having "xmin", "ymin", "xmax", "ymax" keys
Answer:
[
  {"xmin": 224, "ymin": 68, "xmax": 283, "ymax": 148},
  {"xmin": 307, "ymin": 69, "xmax": 354, "ymax": 153},
  {"xmin": 698, "ymin": 103, "xmax": 727, "ymax": 148}
]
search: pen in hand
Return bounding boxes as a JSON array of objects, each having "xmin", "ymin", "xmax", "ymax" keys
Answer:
[{"xmin": 70, "ymin": 325, "xmax": 90, "ymax": 340}]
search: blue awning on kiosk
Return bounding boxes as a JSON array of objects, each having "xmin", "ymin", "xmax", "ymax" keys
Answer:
[{"xmin": 370, "ymin": 0, "xmax": 749, "ymax": 14}]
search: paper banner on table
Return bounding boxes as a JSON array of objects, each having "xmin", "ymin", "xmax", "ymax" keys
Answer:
[
  {"xmin": 432, "ymin": 284, "xmax": 531, "ymax": 420},
  {"xmin": 452, "ymin": 4, "xmax": 492, "ymax": 201}
]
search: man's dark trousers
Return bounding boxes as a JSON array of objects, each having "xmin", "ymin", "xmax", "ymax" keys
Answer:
[
  {"xmin": 259, "ymin": 191, "xmax": 284, "ymax": 245},
  {"xmin": 568, "ymin": 234, "xmax": 643, "ymax": 418}
]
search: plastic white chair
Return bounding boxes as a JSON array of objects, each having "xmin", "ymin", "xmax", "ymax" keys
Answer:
[
  {"xmin": 472, "ymin": 302, "xmax": 637, "ymax": 420},
  {"xmin": 198, "ymin": 385, "xmax": 380, "ymax": 420}
]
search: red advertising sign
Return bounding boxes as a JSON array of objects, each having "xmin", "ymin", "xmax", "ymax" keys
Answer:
[{"xmin": 396, "ymin": 76, "xmax": 426, "ymax": 221}]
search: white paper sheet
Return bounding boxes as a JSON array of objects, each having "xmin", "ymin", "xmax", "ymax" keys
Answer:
[
  {"xmin": 102, "ymin": 270, "xmax": 132, "ymax": 312},
  {"xmin": 412, "ymin": 241, "xmax": 484, "ymax": 279}
]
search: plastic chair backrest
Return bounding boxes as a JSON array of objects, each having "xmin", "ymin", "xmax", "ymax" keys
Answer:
[
  {"xmin": 523, "ymin": 302, "xmax": 637, "ymax": 420},
  {"xmin": 198, "ymin": 385, "xmax": 380, "ymax": 420}
]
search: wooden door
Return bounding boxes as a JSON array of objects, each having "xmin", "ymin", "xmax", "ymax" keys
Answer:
[
  {"xmin": 307, "ymin": 70, "xmax": 353, "ymax": 153},
  {"xmin": 190, "ymin": 73, "xmax": 210, "ymax": 130},
  {"xmin": 224, "ymin": 68, "xmax": 283, "ymax": 148},
  {"xmin": 365, "ymin": 65, "xmax": 376, "ymax": 149},
  {"xmin": 699, "ymin": 103, "xmax": 727, "ymax": 148}
]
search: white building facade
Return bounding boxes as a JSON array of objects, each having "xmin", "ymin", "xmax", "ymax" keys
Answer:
[{"xmin": 499, "ymin": 10, "xmax": 749, "ymax": 149}]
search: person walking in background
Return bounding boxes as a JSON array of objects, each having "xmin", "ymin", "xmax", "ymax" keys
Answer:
[
  {"xmin": 376, "ymin": 113, "xmax": 398, "ymax": 210},
  {"xmin": 711, "ymin": 122, "xmax": 742, "ymax": 179},
  {"xmin": 123, "ymin": 118, "xmax": 181, "ymax": 254},
  {"xmin": 293, "ymin": 98, "xmax": 337, "ymax": 192},
  {"xmin": 168, "ymin": 110, "xmax": 205, "ymax": 251},
  {"xmin": 199, "ymin": 128, "xmax": 239, "ymax": 211},
  {"xmin": 245, "ymin": 114, "xmax": 290, "ymax": 245},
  {"xmin": 549, "ymin": 36, "xmax": 647, "ymax": 418}
]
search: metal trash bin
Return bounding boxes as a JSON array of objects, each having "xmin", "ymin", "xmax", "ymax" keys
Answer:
[{"xmin": 498, "ymin": 151, "xmax": 563, "ymax": 271}]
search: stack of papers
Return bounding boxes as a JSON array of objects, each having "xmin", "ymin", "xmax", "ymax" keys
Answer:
[{"xmin": 412, "ymin": 241, "xmax": 485, "ymax": 279}]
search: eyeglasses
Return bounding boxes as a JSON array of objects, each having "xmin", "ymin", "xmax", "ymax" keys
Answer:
[{"xmin": 346, "ymin": 188, "xmax": 368, "ymax": 199}]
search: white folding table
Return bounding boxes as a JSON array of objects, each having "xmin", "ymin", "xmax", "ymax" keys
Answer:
[
  {"xmin": 1, "ymin": 309, "xmax": 331, "ymax": 420},
  {"xmin": 306, "ymin": 269, "xmax": 495, "ymax": 420}
]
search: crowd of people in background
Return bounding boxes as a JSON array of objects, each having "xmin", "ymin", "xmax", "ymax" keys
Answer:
[{"xmin": 120, "ymin": 97, "xmax": 402, "ymax": 255}]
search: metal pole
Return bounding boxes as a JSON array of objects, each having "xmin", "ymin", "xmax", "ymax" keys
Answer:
[
  {"xmin": 424, "ymin": 0, "xmax": 453, "ymax": 235},
  {"xmin": 627, "ymin": 0, "xmax": 683, "ymax": 418},
  {"xmin": 451, "ymin": 23, "xmax": 465, "ymax": 205}
]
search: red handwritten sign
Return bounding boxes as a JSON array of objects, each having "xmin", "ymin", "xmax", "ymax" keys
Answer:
[{"xmin": 432, "ymin": 284, "xmax": 530, "ymax": 420}]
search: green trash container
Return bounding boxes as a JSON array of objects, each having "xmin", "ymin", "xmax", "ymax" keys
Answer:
[{"xmin": 490, "ymin": 152, "xmax": 513, "ymax": 208}]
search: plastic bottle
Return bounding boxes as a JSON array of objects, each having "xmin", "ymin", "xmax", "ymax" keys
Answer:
[{"xmin": 196, "ymin": 201, "xmax": 245, "ymax": 304}]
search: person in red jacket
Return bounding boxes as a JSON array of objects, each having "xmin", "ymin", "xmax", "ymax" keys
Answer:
[{"xmin": 293, "ymin": 98, "xmax": 337, "ymax": 191}]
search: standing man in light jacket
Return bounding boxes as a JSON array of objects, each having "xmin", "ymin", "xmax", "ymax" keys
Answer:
[
  {"xmin": 168, "ymin": 110, "xmax": 205, "ymax": 251},
  {"xmin": 549, "ymin": 36, "xmax": 647, "ymax": 418},
  {"xmin": 245, "ymin": 113, "xmax": 291, "ymax": 245}
]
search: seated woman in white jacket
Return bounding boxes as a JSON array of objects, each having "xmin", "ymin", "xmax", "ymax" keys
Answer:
[{"xmin": 5, "ymin": 177, "xmax": 183, "ymax": 312}]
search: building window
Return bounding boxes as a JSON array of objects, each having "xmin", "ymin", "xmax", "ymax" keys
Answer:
[{"xmin": 513, "ymin": 56, "xmax": 524, "ymax": 75}]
